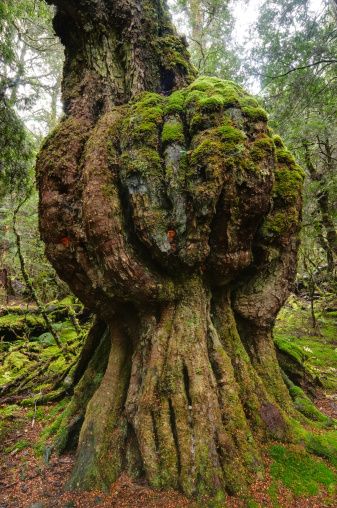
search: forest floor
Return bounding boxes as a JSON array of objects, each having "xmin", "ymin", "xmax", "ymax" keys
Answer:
[{"xmin": 0, "ymin": 295, "xmax": 336, "ymax": 508}]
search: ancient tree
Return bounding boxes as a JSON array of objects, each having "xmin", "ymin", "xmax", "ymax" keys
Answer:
[{"xmin": 37, "ymin": 0, "xmax": 304, "ymax": 499}]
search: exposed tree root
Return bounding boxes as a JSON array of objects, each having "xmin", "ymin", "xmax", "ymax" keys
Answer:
[{"xmin": 52, "ymin": 278, "xmax": 316, "ymax": 499}]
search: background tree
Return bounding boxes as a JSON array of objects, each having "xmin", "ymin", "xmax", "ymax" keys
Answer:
[
  {"xmin": 171, "ymin": 0, "xmax": 241, "ymax": 79},
  {"xmin": 248, "ymin": 0, "xmax": 337, "ymax": 282},
  {"xmin": 0, "ymin": 0, "xmax": 64, "ymax": 303}
]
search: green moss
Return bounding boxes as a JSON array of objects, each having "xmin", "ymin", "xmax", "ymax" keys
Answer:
[
  {"xmin": 217, "ymin": 125, "xmax": 246, "ymax": 143},
  {"xmin": 35, "ymin": 409, "xmax": 65, "ymax": 456},
  {"xmin": 274, "ymin": 336, "xmax": 306, "ymax": 365},
  {"xmin": 261, "ymin": 208, "xmax": 299, "ymax": 238},
  {"xmin": 271, "ymin": 145, "xmax": 305, "ymax": 207},
  {"xmin": 165, "ymin": 90, "xmax": 186, "ymax": 114},
  {"xmin": 0, "ymin": 404, "xmax": 21, "ymax": 418},
  {"xmin": 0, "ymin": 350, "xmax": 32, "ymax": 386},
  {"xmin": 0, "ymin": 312, "xmax": 45, "ymax": 334},
  {"xmin": 5, "ymin": 439, "xmax": 30, "ymax": 454},
  {"xmin": 199, "ymin": 94, "xmax": 226, "ymax": 111},
  {"xmin": 167, "ymin": 77, "xmax": 248, "ymax": 129},
  {"xmin": 0, "ymin": 404, "xmax": 22, "ymax": 440},
  {"xmin": 267, "ymin": 481, "xmax": 280, "ymax": 508},
  {"xmin": 275, "ymin": 146, "xmax": 296, "ymax": 166},
  {"xmin": 245, "ymin": 500, "xmax": 260, "ymax": 508},
  {"xmin": 120, "ymin": 79, "xmax": 292, "ymax": 203},
  {"xmin": 157, "ymin": 35, "xmax": 196, "ymax": 77},
  {"xmin": 4, "ymin": 351, "xmax": 29, "ymax": 371},
  {"xmin": 122, "ymin": 92, "xmax": 164, "ymax": 146},
  {"xmin": 118, "ymin": 77, "xmax": 300, "ymax": 269},
  {"xmin": 133, "ymin": 92, "xmax": 163, "ymax": 109},
  {"xmin": 239, "ymin": 96, "xmax": 259, "ymax": 109},
  {"xmin": 273, "ymin": 135, "xmax": 284, "ymax": 148},
  {"xmin": 48, "ymin": 355, "xmax": 67, "ymax": 374},
  {"xmin": 121, "ymin": 148, "xmax": 162, "ymax": 177},
  {"xmin": 288, "ymin": 385, "xmax": 332, "ymax": 425},
  {"xmin": 305, "ymin": 431, "xmax": 337, "ymax": 467},
  {"xmin": 241, "ymin": 158, "xmax": 259, "ymax": 174},
  {"xmin": 251, "ymin": 136, "xmax": 275, "ymax": 161},
  {"xmin": 274, "ymin": 167, "xmax": 304, "ymax": 204},
  {"xmin": 188, "ymin": 76, "xmax": 221, "ymax": 92},
  {"xmin": 274, "ymin": 297, "xmax": 337, "ymax": 391},
  {"xmin": 189, "ymin": 76, "xmax": 242, "ymax": 94},
  {"xmin": 190, "ymin": 139, "xmax": 225, "ymax": 166},
  {"xmin": 269, "ymin": 444, "xmax": 336, "ymax": 496},
  {"xmin": 137, "ymin": 121, "xmax": 157, "ymax": 134},
  {"xmin": 184, "ymin": 89, "xmax": 205, "ymax": 107},
  {"xmin": 162, "ymin": 119, "xmax": 184, "ymax": 145},
  {"xmin": 189, "ymin": 113, "xmax": 206, "ymax": 134},
  {"xmin": 136, "ymin": 105, "xmax": 163, "ymax": 124},
  {"xmin": 185, "ymin": 78, "xmax": 241, "ymax": 110},
  {"xmin": 27, "ymin": 406, "xmax": 45, "ymax": 421},
  {"xmin": 241, "ymin": 106, "xmax": 268, "ymax": 122}
]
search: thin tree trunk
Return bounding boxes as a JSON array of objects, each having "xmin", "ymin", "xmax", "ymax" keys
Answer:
[
  {"xmin": 188, "ymin": 0, "xmax": 206, "ymax": 70},
  {"xmin": 13, "ymin": 193, "xmax": 69, "ymax": 359},
  {"xmin": 303, "ymin": 140, "xmax": 337, "ymax": 273}
]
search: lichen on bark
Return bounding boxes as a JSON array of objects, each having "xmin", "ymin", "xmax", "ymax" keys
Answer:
[{"xmin": 38, "ymin": 0, "xmax": 308, "ymax": 501}]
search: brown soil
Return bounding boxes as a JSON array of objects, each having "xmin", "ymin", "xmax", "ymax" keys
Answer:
[{"xmin": 315, "ymin": 393, "xmax": 337, "ymax": 420}]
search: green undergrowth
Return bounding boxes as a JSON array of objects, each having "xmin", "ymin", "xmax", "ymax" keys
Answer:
[
  {"xmin": 289, "ymin": 415, "xmax": 337, "ymax": 467},
  {"xmin": 0, "ymin": 298, "xmax": 88, "ymax": 404},
  {"xmin": 0, "ymin": 319, "xmax": 78, "ymax": 387},
  {"xmin": 0, "ymin": 297, "xmax": 82, "ymax": 342},
  {"xmin": 269, "ymin": 444, "xmax": 336, "ymax": 497},
  {"xmin": 5, "ymin": 438, "xmax": 30, "ymax": 454},
  {"xmin": 274, "ymin": 294, "xmax": 337, "ymax": 391},
  {"xmin": 35, "ymin": 398, "xmax": 70, "ymax": 456},
  {"xmin": 290, "ymin": 385, "xmax": 332, "ymax": 425},
  {"xmin": 0, "ymin": 404, "xmax": 22, "ymax": 440},
  {"xmin": 0, "ymin": 398, "xmax": 70, "ymax": 458},
  {"xmin": 0, "ymin": 312, "xmax": 45, "ymax": 338}
]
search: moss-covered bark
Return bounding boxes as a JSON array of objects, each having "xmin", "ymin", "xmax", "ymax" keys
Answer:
[
  {"xmin": 39, "ymin": 0, "xmax": 307, "ymax": 501},
  {"xmin": 58, "ymin": 277, "xmax": 297, "ymax": 497}
]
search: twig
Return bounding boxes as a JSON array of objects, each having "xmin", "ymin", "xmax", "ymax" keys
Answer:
[
  {"xmin": 31, "ymin": 398, "xmax": 38, "ymax": 428},
  {"xmin": 264, "ymin": 59, "xmax": 337, "ymax": 79}
]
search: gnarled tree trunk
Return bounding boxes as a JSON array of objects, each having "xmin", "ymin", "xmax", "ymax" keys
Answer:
[{"xmin": 38, "ymin": 0, "xmax": 304, "ymax": 499}]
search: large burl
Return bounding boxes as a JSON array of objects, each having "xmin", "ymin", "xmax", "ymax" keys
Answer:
[{"xmin": 37, "ymin": 0, "xmax": 303, "ymax": 500}]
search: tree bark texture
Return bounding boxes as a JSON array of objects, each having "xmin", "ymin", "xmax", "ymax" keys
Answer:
[{"xmin": 38, "ymin": 0, "xmax": 304, "ymax": 499}]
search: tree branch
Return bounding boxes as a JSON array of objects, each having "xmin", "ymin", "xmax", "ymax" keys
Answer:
[{"xmin": 264, "ymin": 59, "xmax": 337, "ymax": 79}]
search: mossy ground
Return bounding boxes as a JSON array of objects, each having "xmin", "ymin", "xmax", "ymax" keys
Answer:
[
  {"xmin": 0, "ymin": 298, "xmax": 336, "ymax": 506},
  {"xmin": 1, "ymin": 401, "xmax": 336, "ymax": 507},
  {"xmin": 0, "ymin": 298, "xmax": 88, "ymax": 404},
  {"xmin": 269, "ymin": 444, "xmax": 336, "ymax": 498},
  {"xmin": 274, "ymin": 294, "xmax": 337, "ymax": 392},
  {"xmin": 0, "ymin": 318, "xmax": 78, "ymax": 388},
  {"xmin": 1, "ymin": 294, "xmax": 335, "ymax": 507}
]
